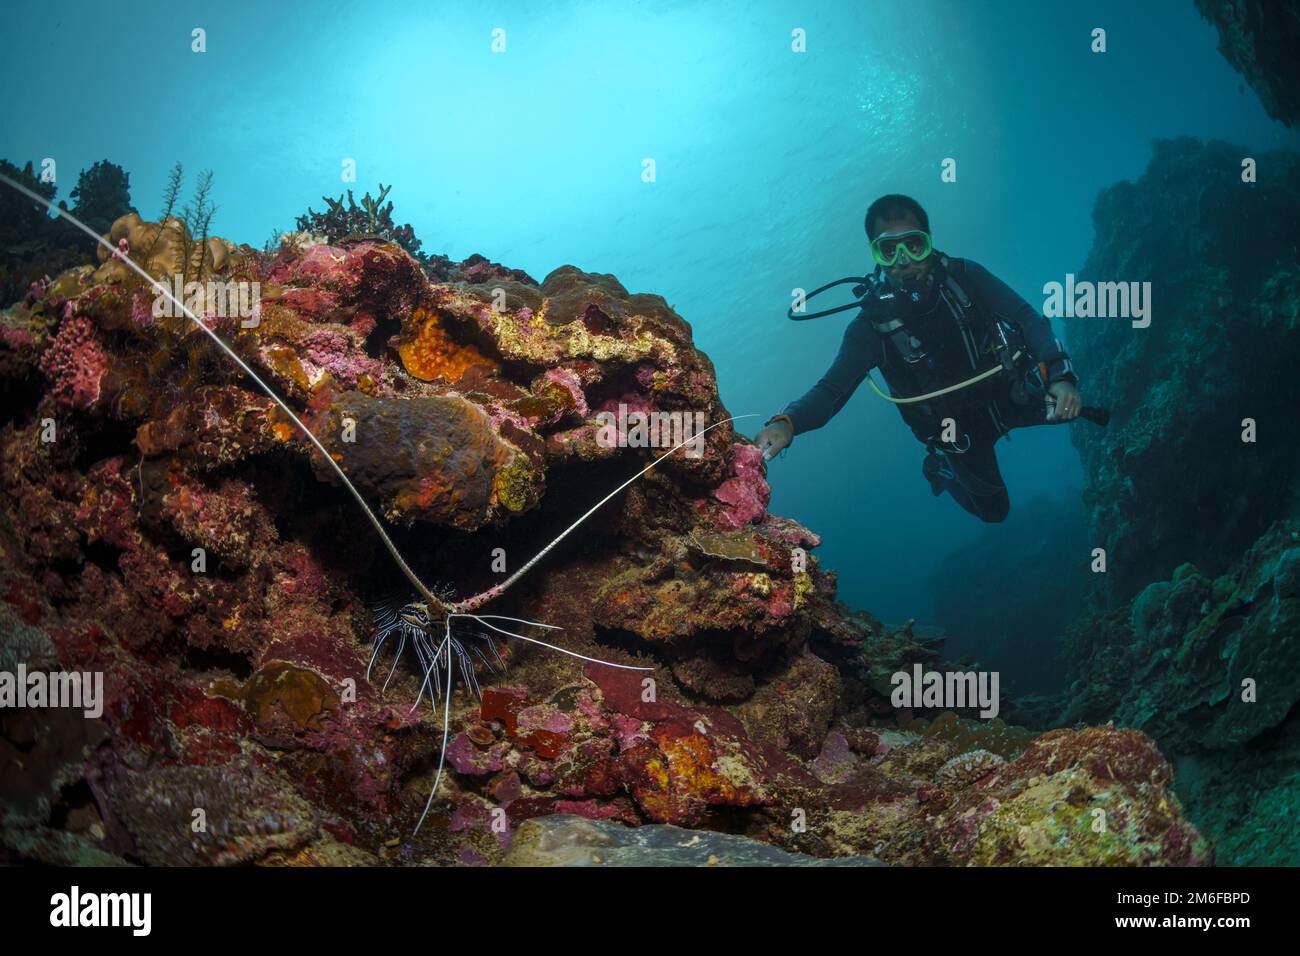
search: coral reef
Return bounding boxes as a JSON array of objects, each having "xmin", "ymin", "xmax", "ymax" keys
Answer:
[
  {"xmin": 1062, "ymin": 525, "xmax": 1300, "ymax": 751},
  {"xmin": 1058, "ymin": 137, "xmax": 1300, "ymax": 864},
  {"xmin": 1065, "ymin": 138, "xmax": 1300, "ymax": 609},
  {"xmin": 293, "ymin": 184, "xmax": 426, "ymax": 267},
  {"xmin": 1059, "ymin": 522, "xmax": 1300, "ymax": 863},
  {"xmin": 0, "ymin": 191, "xmax": 1206, "ymax": 866}
]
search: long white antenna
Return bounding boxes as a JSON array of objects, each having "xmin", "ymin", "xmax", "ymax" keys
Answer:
[{"xmin": 453, "ymin": 414, "xmax": 757, "ymax": 612}]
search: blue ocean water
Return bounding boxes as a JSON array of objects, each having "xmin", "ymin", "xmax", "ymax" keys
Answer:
[{"xmin": 2, "ymin": 0, "xmax": 1296, "ymax": 624}]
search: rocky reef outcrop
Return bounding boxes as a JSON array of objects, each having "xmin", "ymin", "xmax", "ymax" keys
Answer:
[
  {"xmin": 1195, "ymin": 0, "xmax": 1300, "ymax": 127},
  {"xmin": 1059, "ymin": 520, "xmax": 1300, "ymax": 864},
  {"xmin": 1062, "ymin": 525, "xmax": 1300, "ymax": 750},
  {"xmin": 0, "ymin": 194, "xmax": 1207, "ymax": 866},
  {"xmin": 1066, "ymin": 137, "xmax": 1300, "ymax": 610},
  {"xmin": 1060, "ymin": 137, "xmax": 1300, "ymax": 864}
]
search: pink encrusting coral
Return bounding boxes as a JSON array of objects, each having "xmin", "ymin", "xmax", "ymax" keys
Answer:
[
  {"xmin": 299, "ymin": 328, "xmax": 386, "ymax": 389},
  {"xmin": 36, "ymin": 309, "xmax": 108, "ymax": 409},
  {"xmin": 0, "ymin": 211, "xmax": 1211, "ymax": 867},
  {"xmin": 0, "ymin": 325, "xmax": 35, "ymax": 350},
  {"xmin": 536, "ymin": 367, "xmax": 589, "ymax": 420},
  {"xmin": 711, "ymin": 442, "xmax": 772, "ymax": 529}
]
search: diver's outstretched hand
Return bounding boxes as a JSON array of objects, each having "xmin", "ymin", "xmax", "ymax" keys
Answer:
[
  {"xmin": 1046, "ymin": 381, "xmax": 1082, "ymax": 421},
  {"xmin": 755, "ymin": 419, "xmax": 793, "ymax": 461}
]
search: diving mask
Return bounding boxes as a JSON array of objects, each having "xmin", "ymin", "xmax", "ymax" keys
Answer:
[{"xmin": 870, "ymin": 229, "xmax": 933, "ymax": 268}]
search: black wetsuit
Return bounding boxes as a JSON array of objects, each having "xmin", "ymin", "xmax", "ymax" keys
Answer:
[{"xmin": 778, "ymin": 256, "xmax": 1077, "ymax": 523}]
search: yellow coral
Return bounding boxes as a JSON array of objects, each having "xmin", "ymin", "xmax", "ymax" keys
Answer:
[
  {"xmin": 531, "ymin": 299, "xmax": 548, "ymax": 329},
  {"xmin": 491, "ymin": 453, "xmax": 535, "ymax": 513},
  {"xmin": 792, "ymin": 570, "xmax": 814, "ymax": 608},
  {"xmin": 398, "ymin": 308, "xmax": 496, "ymax": 383},
  {"xmin": 264, "ymin": 345, "xmax": 309, "ymax": 391}
]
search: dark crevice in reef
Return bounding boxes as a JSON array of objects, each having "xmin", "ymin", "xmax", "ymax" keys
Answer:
[
  {"xmin": 47, "ymin": 780, "xmax": 102, "ymax": 831},
  {"xmin": 179, "ymin": 642, "xmax": 255, "ymax": 682},
  {"xmin": 68, "ymin": 416, "xmax": 137, "ymax": 474},
  {"xmin": 409, "ymin": 454, "xmax": 652, "ymax": 601},
  {"xmin": 0, "ymin": 372, "xmax": 44, "ymax": 432},
  {"xmin": 81, "ymin": 538, "xmax": 123, "ymax": 576},
  {"xmin": 588, "ymin": 623, "xmax": 659, "ymax": 660}
]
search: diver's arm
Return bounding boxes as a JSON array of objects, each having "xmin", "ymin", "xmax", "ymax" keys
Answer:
[
  {"xmin": 961, "ymin": 259, "xmax": 1077, "ymax": 384},
  {"xmin": 774, "ymin": 313, "xmax": 881, "ymax": 437}
]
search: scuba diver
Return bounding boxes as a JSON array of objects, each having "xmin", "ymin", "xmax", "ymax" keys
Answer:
[{"xmin": 754, "ymin": 194, "xmax": 1089, "ymax": 523}]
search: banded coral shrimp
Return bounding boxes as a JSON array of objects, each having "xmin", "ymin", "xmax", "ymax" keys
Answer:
[{"xmin": 0, "ymin": 171, "xmax": 754, "ymax": 834}]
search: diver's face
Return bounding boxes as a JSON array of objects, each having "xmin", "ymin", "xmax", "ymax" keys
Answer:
[{"xmin": 876, "ymin": 214, "xmax": 934, "ymax": 284}]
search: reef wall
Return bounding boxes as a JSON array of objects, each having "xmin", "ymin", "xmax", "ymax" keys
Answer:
[
  {"xmin": 1061, "ymin": 137, "xmax": 1300, "ymax": 864},
  {"xmin": 1195, "ymin": 0, "xmax": 1300, "ymax": 128},
  {"xmin": 1065, "ymin": 137, "xmax": 1300, "ymax": 611},
  {"xmin": 0, "ymin": 194, "xmax": 1208, "ymax": 866}
]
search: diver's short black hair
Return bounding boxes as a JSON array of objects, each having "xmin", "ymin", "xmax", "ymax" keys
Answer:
[{"xmin": 865, "ymin": 195, "xmax": 930, "ymax": 239}]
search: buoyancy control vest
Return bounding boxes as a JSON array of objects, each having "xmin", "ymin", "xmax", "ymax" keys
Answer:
[{"xmin": 864, "ymin": 255, "xmax": 1033, "ymax": 446}]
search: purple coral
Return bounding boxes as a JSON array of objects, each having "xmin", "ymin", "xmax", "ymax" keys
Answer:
[{"xmin": 300, "ymin": 328, "xmax": 385, "ymax": 388}]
